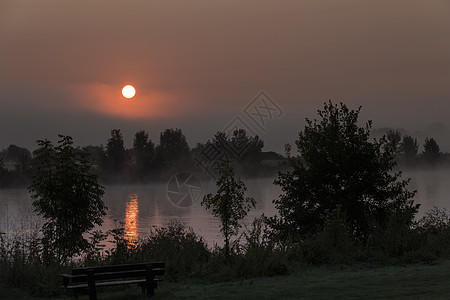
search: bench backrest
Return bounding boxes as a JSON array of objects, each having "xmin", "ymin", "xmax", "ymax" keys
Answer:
[{"xmin": 69, "ymin": 262, "xmax": 165, "ymax": 284}]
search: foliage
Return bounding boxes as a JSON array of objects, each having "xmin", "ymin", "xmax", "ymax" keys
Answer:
[
  {"xmin": 106, "ymin": 129, "xmax": 126, "ymax": 172},
  {"xmin": 300, "ymin": 207, "xmax": 356, "ymax": 264},
  {"xmin": 83, "ymin": 145, "xmax": 106, "ymax": 172},
  {"xmin": 28, "ymin": 135, "xmax": 106, "ymax": 264},
  {"xmin": 272, "ymin": 101, "xmax": 419, "ymax": 241},
  {"xmin": 234, "ymin": 216, "xmax": 290, "ymax": 277},
  {"xmin": 155, "ymin": 128, "xmax": 190, "ymax": 168},
  {"xmin": 423, "ymin": 137, "xmax": 441, "ymax": 164},
  {"xmin": 0, "ymin": 145, "xmax": 32, "ymax": 186},
  {"xmin": 400, "ymin": 135, "xmax": 419, "ymax": 162},
  {"xmin": 0, "ymin": 144, "xmax": 32, "ymax": 174},
  {"xmin": 386, "ymin": 130, "xmax": 401, "ymax": 155},
  {"xmin": 137, "ymin": 221, "xmax": 210, "ymax": 281},
  {"xmin": 133, "ymin": 130, "xmax": 155, "ymax": 179},
  {"xmin": 202, "ymin": 163, "xmax": 256, "ymax": 259},
  {"xmin": 0, "ymin": 158, "xmax": 9, "ymax": 187},
  {"xmin": 210, "ymin": 129, "xmax": 264, "ymax": 162}
]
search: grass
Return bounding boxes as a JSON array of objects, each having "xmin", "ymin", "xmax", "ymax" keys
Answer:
[
  {"xmin": 155, "ymin": 261, "xmax": 450, "ymax": 300},
  {"xmin": 6, "ymin": 260, "xmax": 449, "ymax": 300}
]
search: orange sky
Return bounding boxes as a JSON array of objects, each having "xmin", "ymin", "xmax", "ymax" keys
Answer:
[{"xmin": 0, "ymin": 0, "xmax": 449, "ymax": 151}]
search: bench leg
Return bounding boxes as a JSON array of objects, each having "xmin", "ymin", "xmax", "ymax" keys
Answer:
[
  {"xmin": 87, "ymin": 269, "xmax": 97, "ymax": 300},
  {"xmin": 145, "ymin": 264, "xmax": 155, "ymax": 297}
]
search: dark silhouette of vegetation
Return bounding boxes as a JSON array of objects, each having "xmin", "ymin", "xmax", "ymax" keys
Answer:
[
  {"xmin": 202, "ymin": 163, "xmax": 256, "ymax": 260},
  {"xmin": 193, "ymin": 129, "xmax": 265, "ymax": 178},
  {"xmin": 423, "ymin": 137, "xmax": 441, "ymax": 164},
  {"xmin": 386, "ymin": 130, "xmax": 401, "ymax": 156},
  {"xmin": 28, "ymin": 135, "xmax": 106, "ymax": 264},
  {"xmin": 0, "ymin": 145, "xmax": 32, "ymax": 186},
  {"xmin": 271, "ymin": 101, "xmax": 419, "ymax": 241},
  {"xmin": 400, "ymin": 135, "xmax": 419, "ymax": 163},
  {"xmin": 132, "ymin": 130, "xmax": 155, "ymax": 180},
  {"xmin": 105, "ymin": 129, "xmax": 126, "ymax": 173},
  {"xmin": 0, "ymin": 127, "xmax": 283, "ymax": 187},
  {"xmin": 155, "ymin": 128, "xmax": 190, "ymax": 169},
  {"xmin": 0, "ymin": 158, "xmax": 8, "ymax": 187}
]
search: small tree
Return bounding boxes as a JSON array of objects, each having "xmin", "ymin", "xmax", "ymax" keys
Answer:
[
  {"xmin": 273, "ymin": 101, "xmax": 418, "ymax": 241},
  {"xmin": 29, "ymin": 135, "xmax": 106, "ymax": 264},
  {"xmin": 201, "ymin": 163, "xmax": 256, "ymax": 259}
]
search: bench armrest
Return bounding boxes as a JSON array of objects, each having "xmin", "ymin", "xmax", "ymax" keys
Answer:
[{"xmin": 60, "ymin": 273, "xmax": 73, "ymax": 287}]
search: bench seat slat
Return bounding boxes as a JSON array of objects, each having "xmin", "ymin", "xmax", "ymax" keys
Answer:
[
  {"xmin": 71, "ymin": 262, "xmax": 165, "ymax": 275},
  {"xmin": 64, "ymin": 269, "xmax": 164, "ymax": 284},
  {"xmin": 62, "ymin": 278, "xmax": 163, "ymax": 290}
]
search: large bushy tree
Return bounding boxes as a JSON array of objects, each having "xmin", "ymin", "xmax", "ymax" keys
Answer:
[
  {"xmin": 272, "ymin": 101, "xmax": 418, "ymax": 241},
  {"xmin": 29, "ymin": 135, "xmax": 106, "ymax": 264}
]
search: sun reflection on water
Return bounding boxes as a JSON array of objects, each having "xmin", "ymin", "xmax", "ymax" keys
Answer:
[{"xmin": 125, "ymin": 194, "xmax": 139, "ymax": 244}]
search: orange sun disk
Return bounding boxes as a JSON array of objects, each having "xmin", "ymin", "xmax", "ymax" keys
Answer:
[{"xmin": 122, "ymin": 85, "xmax": 136, "ymax": 99}]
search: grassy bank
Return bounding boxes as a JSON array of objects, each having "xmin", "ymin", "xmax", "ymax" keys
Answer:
[{"xmin": 4, "ymin": 260, "xmax": 449, "ymax": 300}]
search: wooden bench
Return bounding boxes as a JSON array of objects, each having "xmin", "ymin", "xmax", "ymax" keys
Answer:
[{"xmin": 61, "ymin": 262, "xmax": 165, "ymax": 299}]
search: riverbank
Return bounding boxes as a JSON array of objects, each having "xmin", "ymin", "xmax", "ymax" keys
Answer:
[{"xmin": 3, "ymin": 260, "xmax": 449, "ymax": 299}]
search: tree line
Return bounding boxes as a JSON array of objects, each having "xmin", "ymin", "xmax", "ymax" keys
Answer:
[
  {"xmin": 0, "ymin": 128, "xmax": 282, "ymax": 188},
  {"xmin": 386, "ymin": 130, "xmax": 444, "ymax": 167}
]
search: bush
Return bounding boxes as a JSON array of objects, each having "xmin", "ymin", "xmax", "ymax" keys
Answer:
[{"xmin": 135, "ymin": 221, "xmax": 210, "ymax": 281}]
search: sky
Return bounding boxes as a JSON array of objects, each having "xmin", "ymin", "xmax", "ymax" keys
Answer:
[{"xmin": 1, "ymin": 0, "xmax": 449, "ymax": 152}]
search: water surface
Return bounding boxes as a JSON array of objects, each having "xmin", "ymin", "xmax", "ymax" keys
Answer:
[{"xmin": 1, "ymin": 171, "xmax": 450, "ymax": 246}]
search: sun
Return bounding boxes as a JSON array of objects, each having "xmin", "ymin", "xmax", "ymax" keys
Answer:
[{"xmin": 122, "ymin": 85, "xmax": 136, "ymax": 99}]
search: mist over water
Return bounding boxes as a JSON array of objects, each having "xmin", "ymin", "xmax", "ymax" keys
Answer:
[{"xmin": 1, "ymin": 171, "xmax": 450, "ymax": 246}]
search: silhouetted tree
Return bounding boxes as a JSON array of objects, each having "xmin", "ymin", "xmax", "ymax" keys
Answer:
[
  {"xmin": 386, "ymin": 130, "xmax": 401, "ymax": 155},
  {"xmin": 0, "ymin": 158, "xmax": 9, "ymax": 187},
  {"xmin": 29, "ymin": 135, "xmax": 106, "ymax": 264},
  {"xmin": 272, "ymin": 101, "xmax": 418, "ymax": 241},
  {"xmin": 230, "ymin": 129, "xmax": 264, "ymax": 160},
  {"xmin": 400, "ymin": 135, "xmax": 419, "ymax": 161},
  {"xmin": 2, "ymin": 144, "xmax": 32, "ymax": 174},
  {"xmin": 208, "ymin": 129, "xmax": 264, "ymax": 162},
  {"xmin": 155, "ymin": 128, "xmax": 189, "ymax": 167},
  {"xmin": 133, "ymin": 130, "xmax": 155, "ymax": 178},
  {"xmin": 196, "ymin": 129, "xmax": 264, "ymax": 177},
  {"xmin": 423, "ymin": 137, "xmax": 440, "ymax": 164},
  {"xmin": 201, "ymin": 163, "xmax": 255, "ymax": 260},
  {"xmin": 106, "ymin": 129, "xmax": 126, "ymax": 173}
]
